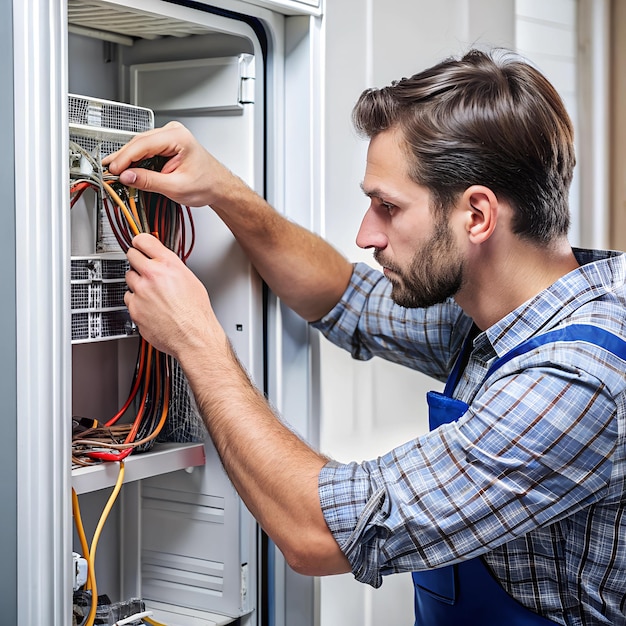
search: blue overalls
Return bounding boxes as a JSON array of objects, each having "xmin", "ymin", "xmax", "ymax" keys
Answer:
[{"xmin": 412, "ymin": 324, "xmax": 626, "ymax": 626}]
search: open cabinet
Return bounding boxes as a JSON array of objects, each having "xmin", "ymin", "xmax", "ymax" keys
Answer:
[
  {"xmin": 69, "ymin": 4, "xmax": 265, "ymax": 624},
  {"xmin": 4, "ymin": 0, "xmax": 324, "ymax": 624}
]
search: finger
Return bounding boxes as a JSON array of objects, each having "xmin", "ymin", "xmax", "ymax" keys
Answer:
[
  {"xmin": 102, "ymin": 126, "xmax": 165, "ymax": 165},
  {"xmin": 102, "ymin": 129, "xmax": 167, "ymax": 169},
  {"xmin": 126, "ymin": 246, "xmax": 147, "ymax": 276},
  {"xmin": 124, "ymin": 265, "xmax": 139, "ymax": 295},
  {"xmin": 130, "ymin": 232, "xmax": 171, "ymax": 261},
  {"xmin": 123, "ymin": 283, "xmax": 143, "ymax": 338},
  {"xmin": 103, "ymin": 121, "xmax": 186, "ymax": 172},
  {"xmin": 125, "ymin": 234, "xmax": 162, "ymax": 280},
  {"xmin": 117, "ymin": 167, "xmax": 175, "ymax": 195}
]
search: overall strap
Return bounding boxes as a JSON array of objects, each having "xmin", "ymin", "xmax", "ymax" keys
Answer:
[
  {"xmin": 486, "ymin": 324, "xmax": 626, "ymax": 380},
  {"xmin": 443, "ymin": 324, "xmax": 479, "ymax": 397}
]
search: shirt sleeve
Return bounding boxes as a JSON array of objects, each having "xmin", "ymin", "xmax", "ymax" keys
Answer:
[
  {"xmin": 318, "ymin": 347, "xmax": 619, "ymax": 588},
  {"xmin": 311, "ymin": 262, "xmax": 472, "ymax": 381}
]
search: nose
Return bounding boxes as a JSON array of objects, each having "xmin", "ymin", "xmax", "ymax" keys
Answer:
[{"xmin": 356, "ymin": 205, "xmax": 388, "ymax": 250}]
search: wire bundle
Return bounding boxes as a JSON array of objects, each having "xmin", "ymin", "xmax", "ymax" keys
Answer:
[
  {"xmin": 71, "ymin": 340, "xmax": 171, "ymax": 465},
  {"xmin": 69, "ymin": 142, "xmax": 196, "ymax": 465},
  {"xmin": 70, "ymin": 142, "xmax": 196, "ymax": 626}
]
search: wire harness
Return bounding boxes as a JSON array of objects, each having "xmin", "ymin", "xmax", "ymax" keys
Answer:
[
  {"xmin": 70, "ymin": 142, "xmax": 203, "ymax": 464},
  {"xmin": 70, "ymin": 140, "xmax": 203, "ymax": 626}
]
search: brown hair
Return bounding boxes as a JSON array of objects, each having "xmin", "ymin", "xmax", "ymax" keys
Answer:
[{"xmin": 352, "ymin": 49, "xmax": 575, "ymax": 243}]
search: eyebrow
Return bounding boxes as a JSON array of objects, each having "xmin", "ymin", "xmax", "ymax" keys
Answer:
[
  {"xmin": 360, "ymin": 182, "xmax": 385, "ymax": 198},
  {"xmin": 360, "ymin": 182, "xmax": 402, "ymax": 203}
]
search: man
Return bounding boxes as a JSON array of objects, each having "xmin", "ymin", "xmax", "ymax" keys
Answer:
[{"xmin": 104, "ymin": 49, "xmax": 626, "ymax": 625}]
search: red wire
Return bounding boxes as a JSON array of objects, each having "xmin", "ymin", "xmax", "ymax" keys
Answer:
[
  {"xmin": 70, "ymin": 181, "xmax": 91, "ymax": 194},
  {"xmin": 104, "ymin": 338, "xmax": 148, "ymax": 428},
  {"xmin": 70, "ymin": 181, "xmax": 94, "ymax": 209},
  {"xmin": 124, "ymin": 343, "xmax": 154, "ymax": 444},
  {"xmin": 87, "ymin": 447, "xmax": 133, "ymax": 463},
  {"xmin": 86, "ymin": 342, "xmax": 153, "ymax": 462},
  {"xmin": 182, "ymin": 206, "xmax": 195, "ymax": 263}
]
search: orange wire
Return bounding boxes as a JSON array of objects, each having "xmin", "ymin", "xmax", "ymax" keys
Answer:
[
  {"xmin": 104, "ymin": 338, "xmax": 148, "ymax": 428},
  {"xmin": 148, "ymin": 353, "xmax": 171, "ymax": 442},
  {"xmin": 128, "ymin": 352, "xmax": 171, "ymax": 449},
  {"xmin": 107, "ymin": 351, "xmax": 170, "ymax": 450},
  {"xmin": 124, "ymin": 343, "xmax": 154, "ymax": 443},
  {"xmin": 102, "ymin": 181, "xmax": 140, "ymax": 236},
  {"xmin": 128, "ymin": 188, "xmax": 142, "ymax": 227},
  {"xmin": 70, "ymin": 181, "xmax": 91, "ymax": 194}
]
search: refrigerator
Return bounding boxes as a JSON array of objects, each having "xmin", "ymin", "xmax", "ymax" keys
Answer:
[{"xmin": 2, "ymin": 0, "xmax": 324, "ymax": 624}]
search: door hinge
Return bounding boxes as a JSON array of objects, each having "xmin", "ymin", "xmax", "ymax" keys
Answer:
[{"xmin": 239, "ymin": 54, "xmax": 255, "ymax": 105}]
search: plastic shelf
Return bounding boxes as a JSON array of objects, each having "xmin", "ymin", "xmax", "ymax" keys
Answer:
[
  {"xmin": 72, "ymin": 442, "xmax": 206, "ymax": 494},
  {"xmin": 147, "ymin": 600, "xmax": 239, "ymax": 625}
]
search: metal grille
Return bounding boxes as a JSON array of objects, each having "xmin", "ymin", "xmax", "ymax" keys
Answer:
[
  {"xmin": 69, "ymin": 133, "xmax": 127, "ymax": 160},
  {"xmin": 102, "ymin": 258, "xmax": 131, "ymax": 279},
  {"xmin": 68, "ymin": 0, "xmax": 213, "ymax": 40},
  {"xmin": 71, "ymin": 313, "xmax": 89, "ymax": 341},
  {"xmin": 70, "ymin": 257, "xmax": 130, "ymax": 282},
  {"xmin": 100, "ymin": 311, "xmax": 132, "ymax": 338},
  {"xmin": 70, "ymin": 257, "xmax": 132, "ymax": 343},
  {"xmin": 71, "ymin": 309, "xmax": 133, "ymax": 343},
  {"xmin": 69, "ymin": 94, "xmax": 153, "ymax": 134},
  {"xmin": 70, "ymin": 281, "xmax": 127, "ymax": 311}
]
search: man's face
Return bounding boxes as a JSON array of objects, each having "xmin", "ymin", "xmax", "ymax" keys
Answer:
[{"xmin": 357, "ymin": 128, "xmax": 465, "ymax": 308}]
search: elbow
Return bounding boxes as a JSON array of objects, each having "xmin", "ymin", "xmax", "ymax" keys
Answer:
[
  {"xmin": 278, "ymin": 533, "xmax": 351, "ymax": 577},
  {"xmin": 282, "ymin": 546, "xmax": 322, "ymax": 577}
]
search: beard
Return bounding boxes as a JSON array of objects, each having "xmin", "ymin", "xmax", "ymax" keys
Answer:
[{"xmin": 375, "ymin": 218, "xmax": 465, "ymax": 308}]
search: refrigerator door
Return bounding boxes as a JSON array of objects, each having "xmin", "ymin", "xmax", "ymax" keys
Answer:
[{"xmin": 126, "ymin": 51, "xmax": 263, "ymax": 623}]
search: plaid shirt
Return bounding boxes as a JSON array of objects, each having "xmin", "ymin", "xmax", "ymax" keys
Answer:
[{"xmin": 314, "ymin": 248, "xmax": 626, "ymax": 626}]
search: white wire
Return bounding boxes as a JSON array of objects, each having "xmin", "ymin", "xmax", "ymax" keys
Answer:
[{"xmin": 114, "ymin": 610, "xmax": 153, "ymax": 625}]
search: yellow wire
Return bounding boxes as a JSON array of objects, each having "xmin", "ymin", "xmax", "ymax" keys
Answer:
[
  {"xmin": 85, "ymin": 461, "xmax": 126, "ymax": 626},
  {"xmin": 144, "ymin": 617, "xmax": 168, "ymax": 626},
  {"xmin": 71, "ymin": 488, "xmax": 93, "ymax": 591},
  {"xmin": 128, "ymin": 187, "xmax": 142, "ymax": 226},
  {"xmin": 102, "ymin": 181, "xmax": 141, "ymax": 236}
]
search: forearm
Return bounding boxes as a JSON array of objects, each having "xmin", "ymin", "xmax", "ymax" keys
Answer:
[
  {"xmin": 122, "ymin": 233, "xmax": 349, "ymax": 573},
  {"xmin": 210, "ymin": 175, "xmax": 353, "ymax": 322},
  {"xmin": 178, "ymin": 329, "xmax": 351, "ymax": 576}
]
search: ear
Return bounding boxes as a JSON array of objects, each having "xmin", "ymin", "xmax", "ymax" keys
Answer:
[{"xmin": 460, "ymin": 185, "xmax": 499, "ymax": 244}]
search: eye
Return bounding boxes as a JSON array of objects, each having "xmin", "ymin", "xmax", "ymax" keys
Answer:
[{"xmin": 380, "ymin": 200, "xmax": 396, "ymax": 214}]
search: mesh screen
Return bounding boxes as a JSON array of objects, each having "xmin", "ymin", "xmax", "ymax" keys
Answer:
[
  {"xmin": 161, "ymin": 360, "xmax": 207, "ymax": 443},
  {"xmin": 68, "ymin": 94, "xmax": 153, "ymax": 134}
]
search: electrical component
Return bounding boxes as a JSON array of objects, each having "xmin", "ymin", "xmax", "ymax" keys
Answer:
[
  {"xmin": 72, "ymin": 591, "xmax": 159, "ymax": 626},
  {"xmin": 73, "ymin": 551, "xmax": 88, "ymax": 591}
]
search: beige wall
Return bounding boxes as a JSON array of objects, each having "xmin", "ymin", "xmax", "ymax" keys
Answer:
[{"xmin": 611, "ymin": 0, "xmax": 626, "ymax": 251}]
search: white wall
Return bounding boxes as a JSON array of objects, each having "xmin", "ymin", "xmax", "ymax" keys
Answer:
[
  {"xmin": 319, "ymin": 2, "xmax": 516, "ymax": 625},
  {"xmin": 515, "ymin": 0, "xmax": 581, "ymax": 245}
]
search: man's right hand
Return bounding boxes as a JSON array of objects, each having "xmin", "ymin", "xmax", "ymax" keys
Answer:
[{"xmin": 103, "ymin": 120, "xmax": 239, "ymax": 209}]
